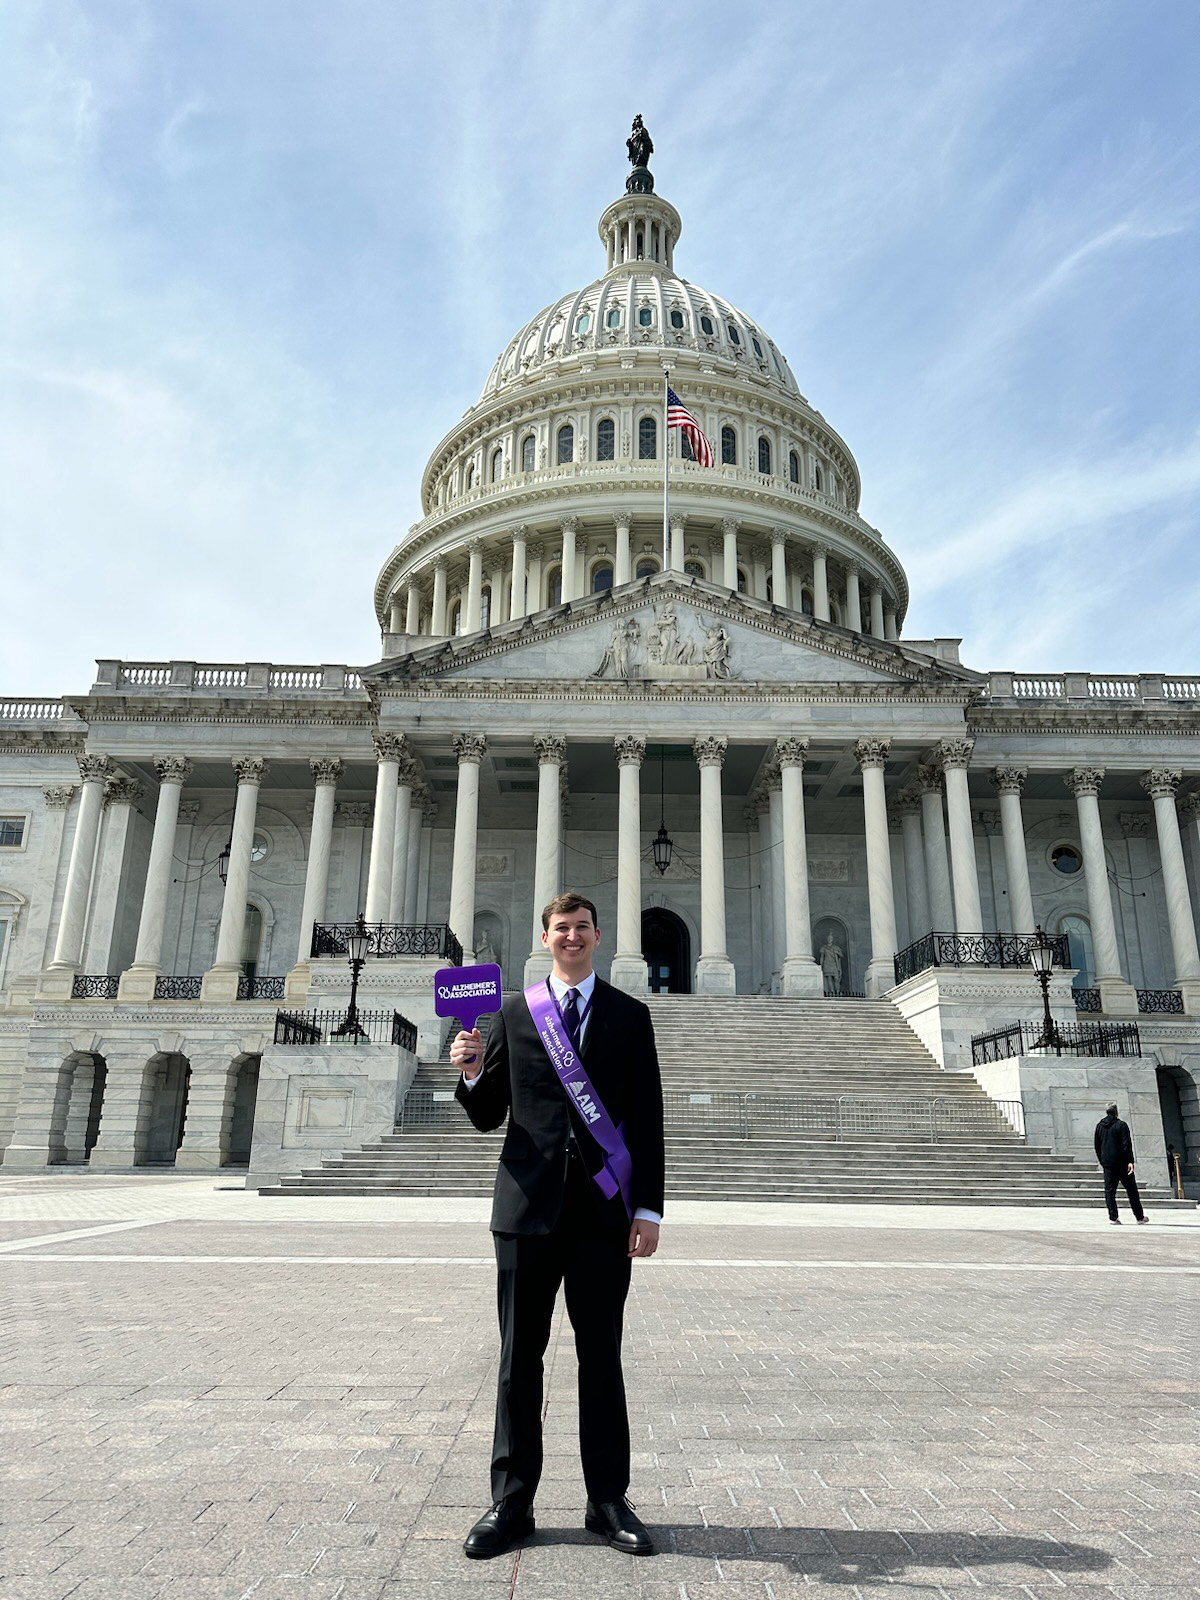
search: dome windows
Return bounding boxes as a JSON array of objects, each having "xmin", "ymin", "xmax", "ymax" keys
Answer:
[
  {"xmin": 591, "ymin": 564, "xmax": 614, "ymax": 593},
  {"xmin": 720, "ymin": 426, "xmax": 737, "ymax": 466},
  {"xmin": 521, "ymin": 434, "xmax": 535, "ymax": 472},
  {"xmin": 757, "ymin": 436, "xmax": 772, "ymax": 476},
  {"xmin": 727, "ymin": 323, "xmax": 740, "ymax": 345},
  {"xmin": 606, "ymin": 306, "xmax": 622, "ymax": 329},
  {"xmin": 680, "ymin": 430, "xmax": 696, "ymax": 462},
  {"xmin": 789, "ymin": 450, "xmax": 800, "ymax": 485},
  {"xmin": 556, "ymin": 424, "xmax": 574, "ymax": 465},
  {"xmin": 466, "ymin": 461, "xmax": 477, "ymax": 491},
  {"xmin": 546, "ymin": 566, "xmax": 563, "ymax": 607},
  {"xmin": 699, "ymin": 314, "xmax": 715, "ymax": 336},
  {"xmin": 669, "ymin": 309, "xmax": 685, "ymax": 330},
  {"xmin": 751, "ymin": 336, "xmax": 764, "ymax": 359},
  {"xmin": 575, "ymin": 312, "xmax": 591, "ymax": 335},
  {"xmin": 636, "ymin": 557, "xmax": 659, "ymax": 579},
  {"xmin": 596, "ymin": 418, "xmax": 616, "ymax": 461},
  {"xmin": 684, "ymin": 559, "xmax": 705, "ymax": 580},
  {"xmin": 491, "ymin": 447, "xmax": 504, "ymax": 484},
  {"xmin": 813, "ymin": 460, "xmax": 823, "ymax": 491},
  {"xmin": 637, "ymin": 307, "xmax": 654, "ymax": 327},
  {"xmin": 638, "ymin": 416, "xmax": 658, "ymax": 459}
]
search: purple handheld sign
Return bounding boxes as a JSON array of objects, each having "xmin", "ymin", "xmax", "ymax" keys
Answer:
[{"xmin": 434, "ymin": 963, "xmax": 503, "ymax": 1032}]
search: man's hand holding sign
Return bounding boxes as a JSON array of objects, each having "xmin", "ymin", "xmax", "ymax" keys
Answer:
[{"xmin": 446, "ymin": 892, "xmax": 664, "ymax": 1561}]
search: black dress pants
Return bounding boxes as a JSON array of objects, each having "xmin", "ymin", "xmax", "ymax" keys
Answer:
[
  {"xmin": 491, "ymin": 1155, "xmax": 632, "ymax": 1508},
  {"xmin": 1103, "ymin": 1164, "xmax": 1145, "ymax": 1220}
]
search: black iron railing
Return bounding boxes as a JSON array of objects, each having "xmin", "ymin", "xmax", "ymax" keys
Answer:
[
  {"xmin": 1074, "ymin": 987, "xmax": 1102, "ymax": 1013},
  {"xmin": 71, "ymin": 974, "xmax": 119, "ymax": 999},
  {"xmin": 1137, "ymin": 989, "xmax": 1185, "ymax": 1015},
  {"xmin": 274, "ymin": 1008, "xmax": 419, "ymax": 1048},
  {"xmin": 237, "ymin": 974, "xmax": 285, "ymax": 1000},
  {"xmin": 894, "ymin": 931, "xmax": 1070, "ymax": 986},
  {"xmin": 971, "ymin": 1019, "xmax": 1143, "ymax": 1066},
  {"xmin": 154, "ymin": 975, "xmax": 202, "ymax": 1000},
  {"xmin": 311, "ymin": 922, "xmax": 463, "ymax": 964}
]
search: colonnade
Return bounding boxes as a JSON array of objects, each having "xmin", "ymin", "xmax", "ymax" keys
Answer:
[{"xmin": 386, "ymin": 515, "xmax": 900, "ymax": 644}]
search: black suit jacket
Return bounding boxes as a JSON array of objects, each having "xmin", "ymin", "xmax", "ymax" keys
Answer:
[{"xmin": 455, "ymin": 976, "xmax": 665, "ymax": 1235}]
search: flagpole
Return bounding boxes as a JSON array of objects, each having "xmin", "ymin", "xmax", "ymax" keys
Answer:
[{"xmin": 662, "ymin": 368, "xmax": 670, "ymax": 571}]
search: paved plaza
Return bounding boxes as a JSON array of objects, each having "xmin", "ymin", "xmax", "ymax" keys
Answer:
[{"xmin": 0, "ymin": 1173, "xmax": 1197, "ymax": 1600}]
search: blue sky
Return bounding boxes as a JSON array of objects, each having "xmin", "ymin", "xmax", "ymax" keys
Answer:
[{"xmin": 3, "ymin": 0, "xmax": 1198, "ymax": 694}]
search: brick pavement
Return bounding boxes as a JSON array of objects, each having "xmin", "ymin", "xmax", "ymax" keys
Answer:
[{"xmin": 0, "ymin": 1178, "xmax": 1197, "ymax": 1599}]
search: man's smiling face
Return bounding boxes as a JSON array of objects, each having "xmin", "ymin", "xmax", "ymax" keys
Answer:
[{"xmin": 542, "ymin": 908, "xmax": 601, "ymax": 980}]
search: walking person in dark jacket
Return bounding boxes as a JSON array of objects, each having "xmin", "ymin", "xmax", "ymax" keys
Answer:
[{"xmin": 1094, "ymin": 1102, "xmax": 1148, "ymax": 1224}]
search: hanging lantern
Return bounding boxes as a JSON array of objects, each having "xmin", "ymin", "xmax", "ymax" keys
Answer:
[{"xmin": 652, "ymin": 821, "xmax": 673, "ymax": 875}]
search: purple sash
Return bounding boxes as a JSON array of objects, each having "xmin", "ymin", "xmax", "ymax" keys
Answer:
[{"xmin": 523, "ymin": 981, "xmax": 633, "ymax": 1219}]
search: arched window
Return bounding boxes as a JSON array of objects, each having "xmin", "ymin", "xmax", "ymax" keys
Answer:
[
  {"xmin": 546, "ymin": 566, "xmax": 562, "ymax": 607},
  {"xmin": 491, "ymin": 447, "xmax": 503, "ymax": 484},
  {"xmin": 449, "ymin": 600, "xmax": 462, "ymax": 636},
  {"xmin": 789, "ymin": 450, "xmax": 800, "ymax": 484},
  {"xmin": 241, "ymin": 904, "xmax": 263, "ymax": 983},
  {"xmin": 606, "ymin": 306, "xmax": 621, "ymax": 328},
  {"xmin": 720, "ymin": 425, "xmax": 737, "ymax": 465},
  {"xmin": 596, "ymin": 418, "xmax": 615, "ymax": 461},
  {"xmin": 680, "ymin": 429, "xmax": 696, "ymax": 461},
  {"xmin": 636, "ymin": 558, "xmax": 658, "ymax": 579},
  {"xmin": 813, "ymin": 460, "xmax": 823, "ymax": 491},
  {"xmin": 592, "ymin": 565, "xmax": 614, "ymax": 593},
  {"xmin": 751, "ymin": 336, "xmax": 764, "ymax": 359},
  {"xmin": 801, "ymin": 589, "xmax": 814, "ymax": 616},
  {"xmin": 480, "ymin": 586, "xmax": 491, "ymax": 631},
  {"xmin": 466, "ymin": 461, "xmax": 476, "ymax": 491},
  {"xmin": 684, "ymin": 560, "xmax": 705, "ymax": 580},
  {"xmin": 556, "ymin": 424, "xmax": 574, "ymax": 465},
  {"xmin": 758, "ymin": 436, "xmax": 772, "ymax": 475},
  {"xmin": 638, "ymin": 416, "xmax": 657, "ymax": 459},
  {"xmin": 1059, "ymin": 914, "xmax": 1095, "ymax": 991},
  {"xmin": 736, "ymin": 567, "xmax": 749, "ymax": 594},
  {"xmin": 521, "ymin": 434, "xmax": 535, "ymax": 472},
  {"xmin": 636, "ymin": 230, "xmax": 644, "ymax": 259}
]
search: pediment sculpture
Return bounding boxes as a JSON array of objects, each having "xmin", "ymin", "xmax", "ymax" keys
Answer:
[{"xmin": 592, "ymin": 604, "xmax": 735, "ymax": 682}]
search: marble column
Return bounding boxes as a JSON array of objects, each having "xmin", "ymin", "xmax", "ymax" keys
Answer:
[
  {"xmin": 1183, "ymin": 792, "xmax": 1200, "ymax": 930},
  {"xmin": 44, "ymin": 754, "xmax": 112, "ymax": 986},
  {"xmin": 364, "ymin": 733, "xmax": 406, "ymax": 922},
  {"xmin": 775, "ymin": 737, "xmax": 822, "ymax": 995},
  {"xmin": 937, "ymin": 738, "xmax": 983, "ymax": 932},
  {"xmin": 914, "ymin": 765, "xmax": 954, "ymax": 930},
  {"xmin": 465, "ymin": 539, "xmax": 484, "ymax": 633},
  {"xmin": 560, "ymin": 517, "xmax": 579, "ymax": 601},
  {"xmin": 1064, "ymin": 767, "xmax": 1137, "ymax": 1014},
  {"xmin": 448, "ymin": 734, "xmax": 486, "ymax": 959},
  {"xmin": 431, "ymin": 557, "xmax": 449, "ymax": 635},
  {"xmin": 765, "ymin": 767, "xmax": 787, "ymax": 988},
  {"xmin": 25, "ymin": 786, "xmax": 74, "ymax": 976},
  {"xmin": 405, "ymin": 585, "xmax": 421, "ymax": 634},
  {"xmin": 526, "ymin": 540, "xmax": 544, "ymax": 614},
  {"xmin": 845, "ymin": 564, "xmax": 862, "ymax": 632},
  {"xmin": 895, "ymin": 790, "xmax": 930, "ymax": 941},
  {"xmin": 388, "ymin": 757, "xmax": 417, "ymax": 923},
  {"xmin": 669, "ymin": 512, "xmax": 686, "ymax": 573},
  {"xmin": 745, "ymin": 803, "xmax": 769, "ymax": 991},
  {"xmin": 992, "ymin": 766, "xmax": 1035, "ymax": 934},
  {"xmin": 751, "ymin": 543, "xmax": 769, "ymax": 602},
  {"xmin": 524, "ymin": 736, "xmax": 566, "ymax": 985},
  {"xmin": 869, "ymin": 584, "xmax": 885, "ymax": 639},
  {"xmin": 509, "ymin": 525, "xmax": 528, "ymax": 619},
  {"xmin": 388, "ymin": 594, "xmax": 404, "ymax": 633},
  {"xmin": 613, "ymin": 511, "xmax": 633, "ymax": 586},
  {"xmin": 289, "ymin": 758, "xmax": 342, "ymax": 990},
  {"xmin": 405, "ymin": 794, "xmax": 433, "ymax": 924},
  {"xmin": 488, "ymin": 556, "xmax": 508, "ymax": 626},
  {"xmin": 884, "ymin": 606, "xmax": 898, "ymax": 642},
  {"xmin": 610, "ymin": 735, "xmax": 649, "ymax": 994},
  {"xmin": 770, "ymin": 529, "xmax": 788, "ymax": 605},
  {"xmin": 811, "ymin": 544, "xmax": 830, "ymax": 622},
  {"xmin": 1141, "ymin": 769, "xmax": 1200, "ymax": 1010},
  {"xmin": 202, "ymin": 757, "xmax": 268, "ymax": 1001},
  {"xmin": 721, "ymin": 518, "xmax": 739, "ymax": 591},
  {"xmin": 856, "ymin": 738, "xmax": 898, "ymax": 997},
  {"xmin": 119, "ymin": 757, "xmax": 193, "ymax": 1002},
  {"xmin": 693, "ymin": 737, "xmax": 736, "ymax": 993}
]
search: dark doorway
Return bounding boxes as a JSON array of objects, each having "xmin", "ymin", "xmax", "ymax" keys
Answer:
[{"xmin": 642, "ymin": 907, "xmax": 691, "ymax": 994}]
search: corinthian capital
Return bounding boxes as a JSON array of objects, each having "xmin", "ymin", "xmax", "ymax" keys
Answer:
[
  {"xmin": 155, "ymin": 756, "xmax": 193, "ymax": 786},
  {"xmin": 611, "ymin": 508, "xmax": 634, "ymax": 531},
  {"xmin": 310, "ymin": 757, "xmax": 344, "ymax": 787},
  {"xmin": 991, "ymin": 765, "xmax": 1027, "ymax": 796},
  {"xmin": 912, "ymin": 764, "xmax": 943, "ymax": 797},
  {"xmin": 453, "ymin": 732, "xmax": 487, "ymax": 765},
  {"xmin": 1180, "ymin": 792, "xmax": 1200, "ymax": 821},
  {"xmin": 233, "ymin": 757, "xmax": 269, "ymax": 786},
  {"xmin": 774, "ymin": 736, "xmax": 809, "ymax": 770},
  {"xmin": 720, "ymin": 517, "xmax": 739, "ymax": 538},
  {"xmin": 1140, "ymin": 768, "xmax": 1182, "ymax": 801},
  {"xmin": 104, "ymin": 777, "xmax": 143, "ymax": 808},
  {"xmin": 535, "ymin": 735, "xmax": 567, "ymax": 766},
  {"xmin": 854, "ymin": 737, "xmax": 890, "ymax": 770},
  {"xmin": 614, "ymin": 734, "xmax": 646, "ymax": 768},
  {"xmin": 936, "ymin": 737, "xmax": 974, "ymax": 770},
  {"xmin": 77, "ymin": 754, "xmax": 113, "ymax": 784},
  {"xmin": 559, "ymin": 516, "xmax": 580, "ymax": 537},
  {"xmin": 373, "ymin": 733, "xmax": 407, "ymax": 764},
  {"xmin": 42, "ymin": 785, "xmax": 75, "ymax": 809},
  {"xmin": 694, "ymin": 735, "xmax": 727, "ymax": 769},
  {"xmin": 1064, "ymin": 767, "xmax": 1105, "ymax": 799}
]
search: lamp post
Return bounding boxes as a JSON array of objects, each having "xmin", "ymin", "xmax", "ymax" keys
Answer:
[
  {"xmin": 1028, "ymin": 924, "xmax": 1062, "ymax": 1053},
  {"xmin": 333, "ymin": 913, "xmax": 371, "ymax": 1040},
  {"xmin": 217, "ymin": 838, "xmax": 232, "ymax": 885}
]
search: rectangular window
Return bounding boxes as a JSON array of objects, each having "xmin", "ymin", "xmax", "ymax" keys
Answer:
[{"xmin": 0, "ymin": 817, "xmax": 26, "ymax": 848}]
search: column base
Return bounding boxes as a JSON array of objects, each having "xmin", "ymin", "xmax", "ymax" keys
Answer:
[
  {"xmin": 608, "ymin": 954, "xmax": 649, "ymax": 996},
  {"xmin": 864, "ymin": 958, "xmax": 895, "ymax": 1000},
  {"xmin": 780, "ymin": 957, "xmax": 824, "ymax": 998},
  {"xmin": 36, "ymin": 966, "xmax": 78, "ymax": 1002},
  {"xmin": 0, "ymin": 1145, "xmax": 57, "ymax": 1170},
  {"xmin": 200, "ymin": 965, "xmax": 242, "ymax": 1003},
  {"xmin": 1176, "ymin": 977, "xmax": 1200, "ymax": 1017},
  {"xmin": 284, "ymin": 963, "xmax": 312, "ymax": 1005},
  {"xmin": 117, "ymin": 966, "xmax": 159, "ymax": 1004},
  {"xmin": 87, "ymin": 1148, "xmax": 140, "ymax": 1172},
  {"xmin": 174, "ymin": 1148, "xmax": 223, "ymax": 1171},
  {"xmin": 694, "ymin": 955, "xmax": 737, "ymax": 995},
  {"xmin": 522, "ymin": 951, "xmax": 553, "ymax": 988},
  {"xmin": 1097, "ymin": 977, "xmax": 1139, "ymax": 1017}
]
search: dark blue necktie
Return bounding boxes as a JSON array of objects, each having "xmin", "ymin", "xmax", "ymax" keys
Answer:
[{"xmin": 563, "ymin": 987, "xmax": 582, "ymax": 1051}]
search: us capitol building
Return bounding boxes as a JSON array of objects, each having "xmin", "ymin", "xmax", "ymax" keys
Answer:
[{"xmin": 2, "ymin": 126, "xmax": 1198, "ymax": 1192}]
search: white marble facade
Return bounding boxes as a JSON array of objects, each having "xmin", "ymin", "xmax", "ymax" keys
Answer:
[{"xmin": 3, "ymin": 143, "xmax": 1200, "ymax": 1182}]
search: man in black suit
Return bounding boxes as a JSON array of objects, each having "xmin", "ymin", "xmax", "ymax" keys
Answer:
[
  {"xmin": 451, "ymin": 891, "xmax": 664, "ymax": 1558},
  {"xmin": 1094, "ymin": 1101, "xmax": 1148, "ymax": 1224}
]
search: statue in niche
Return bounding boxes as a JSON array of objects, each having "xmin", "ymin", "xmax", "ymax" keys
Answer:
[
  {"xmin": 593, "ymin": 617, "xmax": 641, "ymax": 680},
  {"xmin": 702, "ymin": 619, "xmax": 733, "ymax": 680},
  {"xmin": 475, "ymin": 921, "xmax": 500, "ymax": 969},
  {"xmin": 647, "ymin": 601, "xmax": 694, "ymax": 666},
  {"xmin": 819, "ymin": 931, "xmax": 845, "ymax": 996},
  {"xmin": 626, "ymin": 114, "xmax": 653, "ymax": 171}
]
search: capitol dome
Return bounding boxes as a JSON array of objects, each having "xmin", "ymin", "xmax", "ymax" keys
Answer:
[{"xmin": 374, "ymin": 140, "xmax": 906, "ymax": 644}]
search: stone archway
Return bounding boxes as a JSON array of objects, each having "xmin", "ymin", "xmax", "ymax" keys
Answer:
[
  {"xmin": 1157, "ymin": 1063, "xmax": 1200, "ymax": 1194},
  {"xmin": 48, "ymin": 1052, "xmax": 107, "ymax": 1165},
  {"xmin": 143, "ymin": 1054, "xmax": 191, "ymax": 1164},
  {"xmin": 642, "ymin": 907, "xmax": 691, "ymax": 994},
  {"xmin": 227, "ymin": 1055, "xmax": 261, "ymax": 1166}
]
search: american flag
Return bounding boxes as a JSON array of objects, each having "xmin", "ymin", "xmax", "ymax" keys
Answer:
[{"xmin": 667, "ymin": 385, "xmax": 714, "ymax": 466}]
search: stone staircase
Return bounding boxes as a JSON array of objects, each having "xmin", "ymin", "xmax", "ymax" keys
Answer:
[{"xmin": 257, "ymin": 997, "xmax": 1160, "ymax": 1206}]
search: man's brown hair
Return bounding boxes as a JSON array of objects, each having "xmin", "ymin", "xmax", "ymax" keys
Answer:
[{"xmin": 541, "ymin": 891, "xmax": 599, "ymax": 931}]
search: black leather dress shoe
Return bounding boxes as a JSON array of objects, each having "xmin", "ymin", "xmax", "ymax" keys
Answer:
[
  {"xmin": 585, "ymin": 1497, "xmax": 653, "ymax": 1555},
  {"xmin": 463, "ymin": 1501, "xmax": 535, "ymax": 1559}
]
